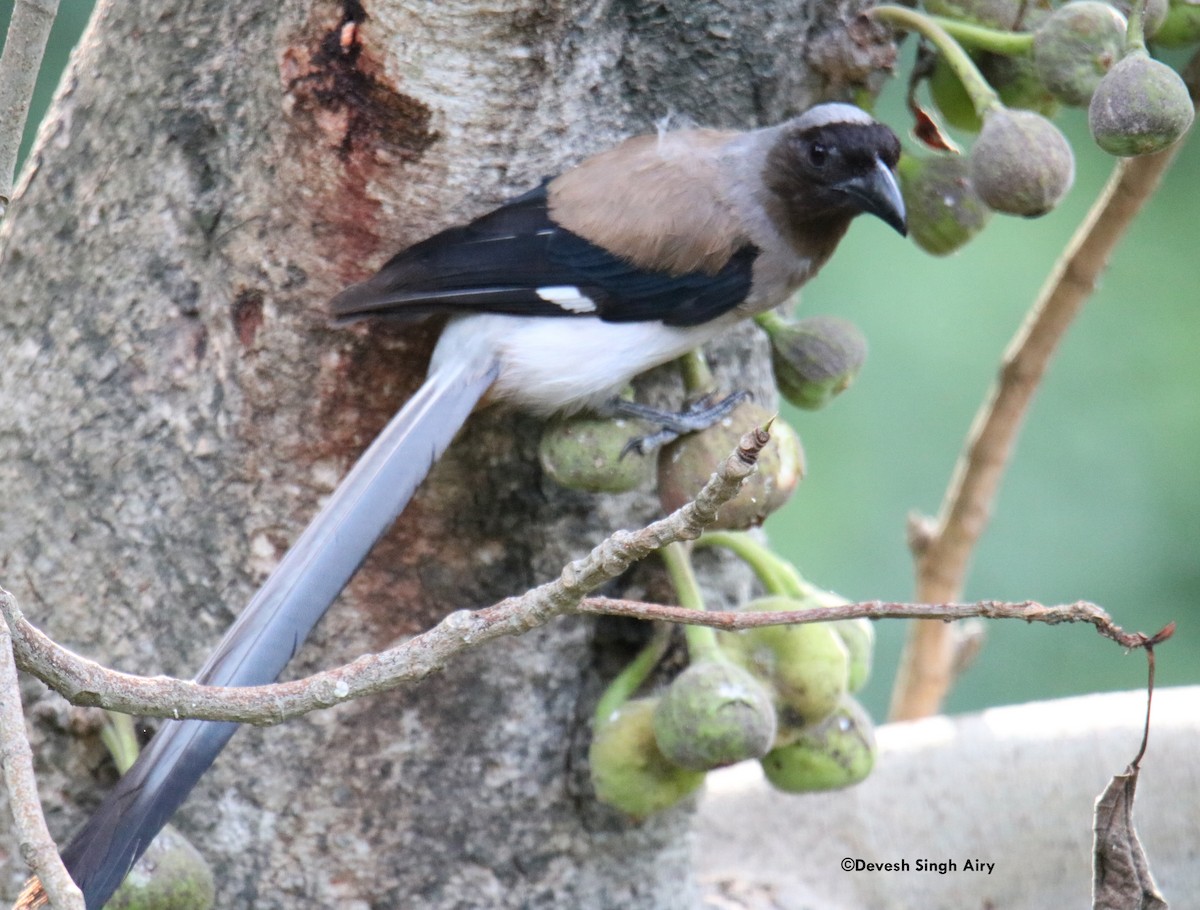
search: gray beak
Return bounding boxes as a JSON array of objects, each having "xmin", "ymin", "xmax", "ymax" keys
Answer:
[{"xmin": 837, "ymin": 157, "xmax": 907, "ymax": 236}]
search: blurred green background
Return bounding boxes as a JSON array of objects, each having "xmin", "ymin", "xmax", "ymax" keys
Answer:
[{"xmin": 3, "ymin": 3, "xmax": 1196, "ymax": 720}]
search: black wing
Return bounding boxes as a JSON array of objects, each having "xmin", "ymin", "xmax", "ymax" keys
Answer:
[{"xmin": 329, "ymin": 183, "xmax": 758, "ymax": 329}]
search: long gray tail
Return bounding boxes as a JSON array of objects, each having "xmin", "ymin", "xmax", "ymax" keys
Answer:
[{"xmin": 57, "ymin": 355, "xmax": 498, "ymax": 910}]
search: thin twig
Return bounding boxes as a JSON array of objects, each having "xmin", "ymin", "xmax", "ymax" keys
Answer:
[
  {"xmin": 0, "ymin": 0, "xmax": 60, "ymax": 218},
  {"xmin": 1, "ymin": 587, "xmax": 1168, "ymax": 728},
  {"xmin": 0, "ymin": 599, "xmax": 83, "ymax": 908},
  {"xmin": 890, "ymin": 62, "xmax": 1199, "ymax": 721},
  {"xmin": 581, "ymin": 597, "xmax": 1168, "ymax": 649}
]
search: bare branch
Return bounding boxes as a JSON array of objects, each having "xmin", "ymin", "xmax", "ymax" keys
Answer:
[
  {"xmin": 1, "ymin": 427, "xmax": 769, "ymax": 725},
  {"xmin": 0, "ymin": 597, "xmax": 83, "ymax": 909},
  {"xmin": 2, "ymin": 587, "xmax": 1168, "ymax": 729},
  {"xmin": 580, "ymin": 596, "xmax": 1167, "ymax": 649},
  {"xmin": 890, "ymin": 58, "xmax": 1200, "ymax": 722},
  {"xmin": 0, "ymin": 0, "xmax": 60, "ymax": 218}
]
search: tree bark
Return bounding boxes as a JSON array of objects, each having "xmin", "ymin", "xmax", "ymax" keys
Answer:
[{"xmin": 0, "ymin": 0, "xmax": 892, "ymax": 905}]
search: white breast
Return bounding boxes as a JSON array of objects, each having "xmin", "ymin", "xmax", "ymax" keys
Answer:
[{"xmin": 429, "ymin": 312, "xmax": 738, "ymax": 415}]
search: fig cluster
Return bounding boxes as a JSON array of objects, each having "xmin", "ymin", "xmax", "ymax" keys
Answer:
[
  {"xmin": 894, "ymin": 0, "xmax": 1194, "ymax": 256},
  {"xmin": 589, "ymin": 590, "xmax": 878, "ymax": 817},
  {"xmin": 542, "ymin": 395, "xmax": 806, "ymax": 529}
]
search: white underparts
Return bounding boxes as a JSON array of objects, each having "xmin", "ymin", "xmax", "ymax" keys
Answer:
[{"xmin": 428, "ymin": 312, "xmax": 738, "ymax": 416}]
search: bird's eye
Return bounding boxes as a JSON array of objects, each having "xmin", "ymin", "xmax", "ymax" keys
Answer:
[{"xmin": 808, "ymin": 142, "xmax": 828, "ymax": 167}]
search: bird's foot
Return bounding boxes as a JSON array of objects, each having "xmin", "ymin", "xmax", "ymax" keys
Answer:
[{"xmin": 608, "ymin": 391, "xmax": 750, "ymax": 457}]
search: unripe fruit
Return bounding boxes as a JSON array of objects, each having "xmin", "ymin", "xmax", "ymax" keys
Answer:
[
  {"xmin": 717, "ymin": 596, "xmax": 850, "ymax": 731},
  {"xmin": 980, "ymin": 51, "xmax": 1062, "ymax": 119},
  {"xmin": 106, "ymin": 824, "xmax": 216, "ymax": 910},
  {"xmin": 766, "ymin": 315, "xmax": 868, "ymax": 409},
  {"xmin": 657, "ymin": 403, "xmax": 804, "ymax": 529},
  {"xmin": 969, "ymin": 107, "xmax": 1075, "ymax": 216},
  {"xmin": 589, "ymin": 698, "xmax": 706, "ymax": 818},
  {"xmin": 929, "ymin": 54, "xmax": 983, "ymax": 133},
  {"xmin": 1089, "ymin": 51, "xmax": 1195, "ymax": 155},
  {"xmin": 1033, "ymin": 2, "xmax": 1128, "ymax": 106},
  {"xmin": 898, "ymin": 153, "xmax": 992, "ymax": 256},
  {"xmin": 923, "ymin": 0, "xmax": 1025, "ymax": 28},
  {"xmin": 760, "ymin": 697, "xmax": 877, "ymax": 793},
  {"xmin": 1112, "ymin": 0, "xmax": 1169, "ymax": 36},
  {"xmin": 832, "ymin": 618, "xmax": 875, "ymax": 694},
  {"xmin": 539, "ymin": 415, "xmax": 654, "ymax": 493},
  {"xmin": 1154, "ymin": 1, "xmax": 1200, "ymax": 47},
  {"xmin": 652, "ymin": 661, "xmax": 777, "ymax": 771}
]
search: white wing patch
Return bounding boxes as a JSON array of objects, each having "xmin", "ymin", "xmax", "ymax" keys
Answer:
[{"xmin": 536, "ymin": 285, "xmax": 596, "ymax": 314}]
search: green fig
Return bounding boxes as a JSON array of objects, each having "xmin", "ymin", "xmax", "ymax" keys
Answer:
[
  {"xmin": 539, "ymin": 414, "xmax": 655, "ymax": 493},
  {"xmin": 832, "ymin": 618, "xmax": 875, "ymax": 694},
  {"xmin": 1089, "ymin": 51, "xmax": 1195, "ymax": 155},
  {"xmin": 898, "ymin": 153, "xmax": 992, "ymax": 256},
  {"xmin": 760, "ymin": 697, "xmax": 877, "ymax": 793},
  {"xmin": 717, "ymin": 596, "xmax": 850, "ymax": 731},
  {"xmin": 652, "ymin": 661, "xmax": 777, "ymax": 771},
  {"xmin": 979, "ymin": 51, "xmax": 1062, "ymax": 119},
  {"xmin": 1153, "ymin": 1, "xmax": 1200, "ymax": 47},
  {"xmin": 1112, "ymin": 0, "xmax": 1169, "ymax": 36},
  {"xmin": 1033, "ymin": 1, "xmax": 1128, "ymax": 106},
  {"xmin": 969, "ymin": 107, "xmax": 1075, "ymax": 215},
  {"xmin": 922, "ymin": 0, "xmax": 1026, "ymax": 28},
  {"xmin": 929, "ymin": 54, "xmax": 984, "ymax": 133},
  {"xmin": 657, "ymin": 402, "xmax": 804, "ymax": 528},
  {"xmin": 106, "ymin": 824, "xmax": 216, "ymax": 910},
  {"xmin": 765, "ymin": 315, "xmax": 868, "ymax": 409},
  {"xmin": 589, "ymin": 698, "xmax": 706, "ymax": 818}
]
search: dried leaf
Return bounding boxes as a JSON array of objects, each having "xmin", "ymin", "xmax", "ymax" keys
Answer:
[
  {"xmin": 1092, "ymin": 764, "xmax": 1168, "ymax": 910},
  {"xmin": 910, "ymin": 104, "xmax": 961, "ymax": 154}
]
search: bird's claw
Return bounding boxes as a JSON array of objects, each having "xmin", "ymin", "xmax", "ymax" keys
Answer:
[{"xmin": 610, "ymin": 390, "xmax": 751, "ymax": 457}]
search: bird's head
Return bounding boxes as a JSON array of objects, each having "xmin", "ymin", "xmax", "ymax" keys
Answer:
[{"xmin": 764, "ymin": 102, "xmax": 906, "ymax": 237}]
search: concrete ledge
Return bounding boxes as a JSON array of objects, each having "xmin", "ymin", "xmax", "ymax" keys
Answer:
[{"xmin": 695, "ymin": 687, "xmax": 1199, "ymax": 909}]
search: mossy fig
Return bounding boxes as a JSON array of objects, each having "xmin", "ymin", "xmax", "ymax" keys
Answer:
[
  {"xmin": 539, "ymin": 414, "xmax": 655, "ymax": 493},
  {"xmin": 1033, "ymin": 1, "xmax": 1127, "ymax": 106},
  {"xmin": 765, "ymin": 315, "xmax": 868, "ymax": 409},
  {"xmin": 652, "ymin": 661, "xmax": 777, "ymax": 771},
  {"xmin": 589, "ymin": 698, "xmax": 706, "ymax": 818},
  {"xmin": 760, "ymin": 697, "xmax": 877, "ymax": 793},
  {"xmin": 657, "ymin": 403, "xmax": 804, "ymax": 528},
  {"xmin": 979, "ymin": 51, "xmax": 1062, "ymax": 119},
  {"xmin": 969, "ymin": 107, "xmax": 1075, "ymax": 215},
  {"xmin": 1089, "ymin": 51, "xmax": 1194, "ymax": 155},
  {"xmin": 898, "ymin": 153, "xmax": 992, "ymax": 256},
  {"xmin": 106, "ymin": 824, "xmax": 215, "ymax": 910},
  {"xmin": 832, "ymin": 618, "xmax": 875, "ymax": 694}
]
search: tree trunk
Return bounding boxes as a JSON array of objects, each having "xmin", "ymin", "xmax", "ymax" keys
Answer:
[{"xmin": 0, "ymin": 0, "xmax": 891, "ymax": 905}]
